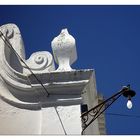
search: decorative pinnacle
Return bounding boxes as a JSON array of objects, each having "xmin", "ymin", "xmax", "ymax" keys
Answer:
[{"xmin": 51, "ymin": 28, "xmax": 77, "ymax": 71}]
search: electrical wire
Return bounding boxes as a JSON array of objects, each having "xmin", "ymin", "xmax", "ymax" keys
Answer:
[
  {"xmin": 0, "ymin": 30, "xmax": 49, "ymax": 97},
  {"xmin": 106, "ymin": 112, "xmax": 140, "ymax": 118},
  {"xmin": 0, "ymin": 29, "xmax": 67, "ymax": 135},
  {"xmin": 55, "ymin": 107, "xmax": 67, "ymax": 135}
]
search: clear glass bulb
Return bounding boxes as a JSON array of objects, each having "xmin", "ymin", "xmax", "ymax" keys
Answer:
[{"xmin": 127, "ymin": 100, "xmax": 133, "ymax": 109}]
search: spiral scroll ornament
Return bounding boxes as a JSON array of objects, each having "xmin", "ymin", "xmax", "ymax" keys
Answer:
[{"xmin": 26, "ymin": 51, "xmax": 55, "ymax": 72}]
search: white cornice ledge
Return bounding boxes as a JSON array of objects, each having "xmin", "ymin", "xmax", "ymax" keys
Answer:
[{"xmin": 0, "ymin": 69, "xmax": 93, "ymax": 110}]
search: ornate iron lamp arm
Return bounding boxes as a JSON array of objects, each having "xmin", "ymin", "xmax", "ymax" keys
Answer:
[{"xmin": 81, "ymin": 85, "xmax": 135, "ymax": 135}]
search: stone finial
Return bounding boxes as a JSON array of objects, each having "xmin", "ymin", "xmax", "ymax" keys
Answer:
[{"xmin": 51, "ymin": 29, "xmax": 77, "ymax": 71}]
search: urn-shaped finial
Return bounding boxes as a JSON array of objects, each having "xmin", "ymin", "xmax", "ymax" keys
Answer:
[{"xmin": 51, "ymin": 28, "xmax": 77, "ymax": 71}]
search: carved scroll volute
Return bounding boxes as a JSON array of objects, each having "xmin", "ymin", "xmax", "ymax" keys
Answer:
[
  {"xmin": 0, "ymin": 23, "xmax": 55, "ymax": 109},
  {"xmin": 0, "ymin": 24, "xmax": 26, "ymax": 73},
  {"xmin": 25, "ymin": 51, "xmax": 55, "ymax": 74},
  {"xmin": 0, "ymin": 23, "xmax": 55, "ymax": 88},
  {"xmin": 0, "ymin": 23, "xmax": 25, "ymax": 60},
  {"xmin": 0, "ymin": 23, "xmax": 56, "ymax": 74}
]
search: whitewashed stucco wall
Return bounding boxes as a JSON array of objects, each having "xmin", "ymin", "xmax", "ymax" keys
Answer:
[{"xmin": 0, "ymin": 23, "xmax": 105, "ymax": 135}]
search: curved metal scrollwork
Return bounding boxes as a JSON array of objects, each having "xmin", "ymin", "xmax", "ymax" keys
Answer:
[{"xmin": 81, "ymin": 85, "xmax": 131, "ymax": 134}]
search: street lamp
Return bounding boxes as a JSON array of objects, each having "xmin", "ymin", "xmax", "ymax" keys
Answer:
[
  {"xmin": 122, "ymin": 86, "xmax": 136, "ymax": 109},
  {"xmin": 81, "ymin": 85, "xmax": 136, "ymax": 134}
]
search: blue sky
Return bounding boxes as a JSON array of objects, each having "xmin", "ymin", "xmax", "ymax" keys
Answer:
[{"xmin": 0, "ymin": 5, "xmax": 140, "ymax": 135}]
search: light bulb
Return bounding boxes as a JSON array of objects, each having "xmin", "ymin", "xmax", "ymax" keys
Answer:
[{"xmin": 127, "ymin": 100, "xmax": 133, "ymax": 109}]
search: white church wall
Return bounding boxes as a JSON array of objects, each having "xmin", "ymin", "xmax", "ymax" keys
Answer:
[
  {"xmin": 0, "ymin": 98, "xmax": 41, "ymax": 134},
  {"xmin": 41, "ymin": 105, "xmax": 82, "ymax": 135},
  {"xmin": 0, "ymin": 23, "xmax": 106, "ymax": 135}
]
